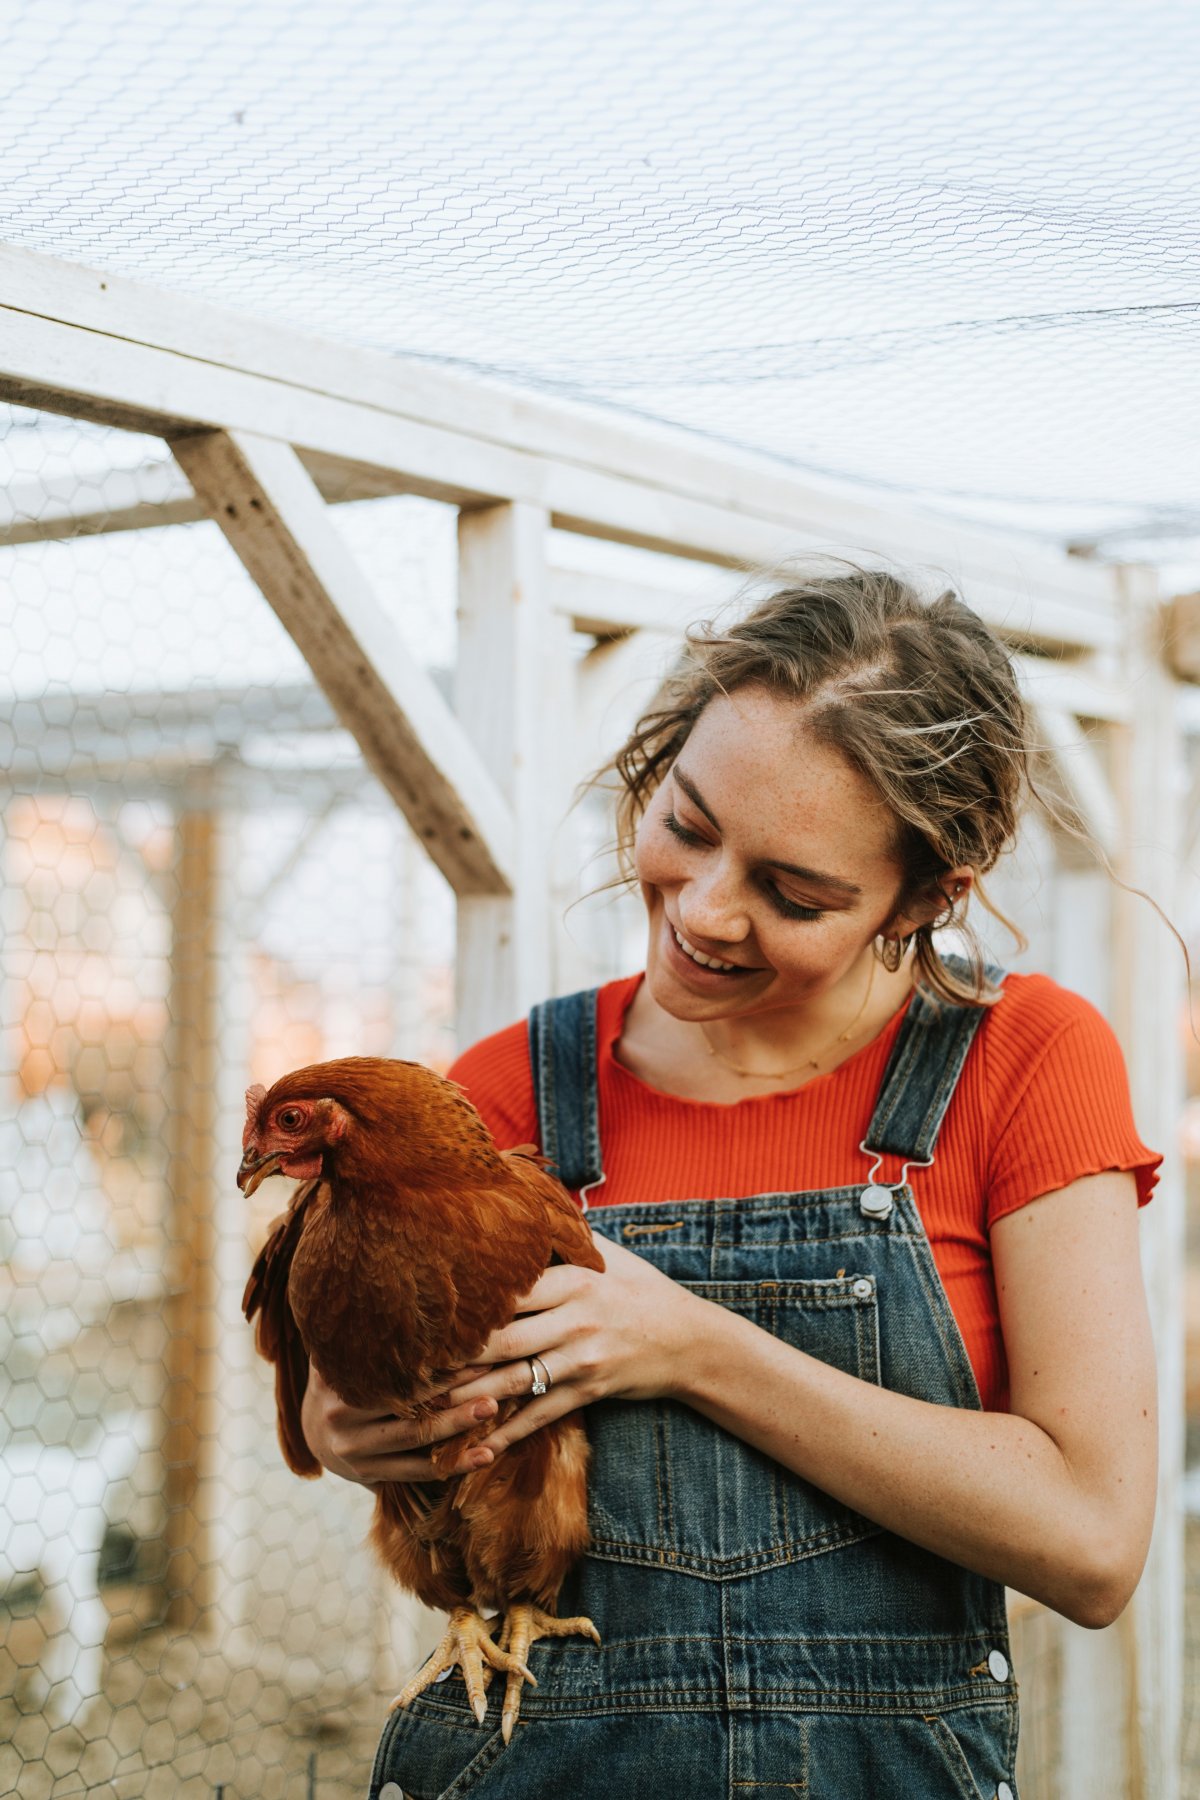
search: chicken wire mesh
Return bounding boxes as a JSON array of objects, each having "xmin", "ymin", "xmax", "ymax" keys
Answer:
[
  {"xmin": 0, "ymin": 3, "xmax": 1198, "ymax": 1794},
  {"xmin": 0, "ymin": 404, "xmax": 476, "ymax": 1798},
  {"xmin": 1, "ymin": 0, "xmax": 1199, "ymax": 575},
  {"xmin": 0, "ymin": 396, "xmax": 1181, "ymax": 1800}
]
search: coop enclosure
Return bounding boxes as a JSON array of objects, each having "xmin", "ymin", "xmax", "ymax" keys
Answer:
[{"xmin": 0, "ymin": 238, "xmax": 1194, "ymax": 1800}]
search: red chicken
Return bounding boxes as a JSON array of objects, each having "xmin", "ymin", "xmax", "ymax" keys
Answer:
[{"xmin": 238, "ymin": 1056, "xmax": 604, "ymax": 1742}]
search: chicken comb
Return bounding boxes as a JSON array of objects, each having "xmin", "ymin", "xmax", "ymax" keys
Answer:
[{"xmin": 243, "ymin": 1082, "xmax": 268, "ymax": 1149}]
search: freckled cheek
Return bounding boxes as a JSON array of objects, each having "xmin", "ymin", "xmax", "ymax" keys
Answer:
[
  {"xmin": 632, "ymin": 817, "xmax": 683, "ymax": 895},
  {"xmin": 755, "ymin": 914, "xmax": 861, "ymax": 988}
]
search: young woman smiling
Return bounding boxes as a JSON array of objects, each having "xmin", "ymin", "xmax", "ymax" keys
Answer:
[{"xmin": 307, "ymin": 567, "xmax": 1160, "ymax": 1800}]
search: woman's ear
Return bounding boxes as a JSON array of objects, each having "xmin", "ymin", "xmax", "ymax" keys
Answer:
[{"xmin": 880, "ymin": 866, "xmax": 974, "ymax": 943}]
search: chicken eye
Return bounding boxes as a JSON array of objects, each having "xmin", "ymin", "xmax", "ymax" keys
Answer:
[{"xmin": 277, "ymin": 1107, "xmax": 305, "ymax": 1131}]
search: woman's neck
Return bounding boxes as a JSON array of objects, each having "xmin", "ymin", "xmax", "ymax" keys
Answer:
[{"xmin": 616, "ymin": 951, "xmax": 917, "ymax": 1104}]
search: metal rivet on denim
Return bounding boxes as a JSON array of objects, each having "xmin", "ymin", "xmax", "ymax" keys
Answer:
[{"xmin": 372, "ymin": 959, "xmax": 1020, "ymax": 1800}]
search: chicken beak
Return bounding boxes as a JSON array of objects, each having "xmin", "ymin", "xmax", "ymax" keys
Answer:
[{"xmin": 237, "ymin": 1151, "xmax": 284, "ymax": 1196}]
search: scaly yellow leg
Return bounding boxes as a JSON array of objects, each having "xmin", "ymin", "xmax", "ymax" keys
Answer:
[
  {"xmin": 496, "ymin": 1603, "xmax": 601, "ymax": 1743},
  {"xmin": 388, "ymin": 1605, "xmax": 535, "ymax": 1727}
]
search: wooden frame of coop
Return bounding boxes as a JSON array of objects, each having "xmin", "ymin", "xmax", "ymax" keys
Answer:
[{"xmin": 0, "ymin": 239, "xmax": 1195, "ymax": 1799}]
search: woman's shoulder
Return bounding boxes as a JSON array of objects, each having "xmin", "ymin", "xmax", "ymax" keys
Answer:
[
  {"xmin": 447, "ymin": 974, "xmax": 642, "ymax": 1149},
  {"xmin": 975, "ymin": 967, "xmax": 1132, "ymax": 1120},
  {"xmin": 972, "ymin": 967, "xmax": 1160, "ymax": 1217},
  {"xmin": 982, "ymin": 967, "xmax": 1122, "ymax": 1065}
]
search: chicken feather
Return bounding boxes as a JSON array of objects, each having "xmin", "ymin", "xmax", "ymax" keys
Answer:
[{"xmin": 239, "ymin": 1056, "xmax": 605, "ymax": 1734}]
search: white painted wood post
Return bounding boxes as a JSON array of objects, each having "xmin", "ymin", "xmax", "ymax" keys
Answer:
[
  {"xmin": 1111, "ymin": 564, "xmax": 1187, "ymax": 1800},
  {"xmin": 454, "ymin": 501, "xmax": 554, "ymax": 1047}
]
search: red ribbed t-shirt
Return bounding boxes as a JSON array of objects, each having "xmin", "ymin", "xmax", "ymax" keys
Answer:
[{"xmin": 449, "ymin": 971, "xmax": 1160, "ymax": 1413}]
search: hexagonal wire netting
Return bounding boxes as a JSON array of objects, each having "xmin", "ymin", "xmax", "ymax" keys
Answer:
[
  {"xmin": 0, "ymin": 404, "xmax": 479, "ymax": 1797},
  {"xmin": 0, "ymin": 400, "xmax": 1181, "ymax": 1800},
  {"xmin": 1, "ymin": 0, "xmax": 1199, "ymax": 572},
  {"xmin": 1, "ymin": 3, "xmax": 1199, "ymax": 1795}
]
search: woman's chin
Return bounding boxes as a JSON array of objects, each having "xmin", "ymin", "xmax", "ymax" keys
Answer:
[{"xmin": 645, "ymin": 943, "xmax": 768, "ymax": 1021}]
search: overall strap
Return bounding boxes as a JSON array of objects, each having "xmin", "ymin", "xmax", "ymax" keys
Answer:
[
  {"xmin": 864, "ymin": 954, "xmax": 1006, "ymax": 1165},
  {"xmin": 527, "ymin": 988, "xmax": 604, "ymax": 1194}
]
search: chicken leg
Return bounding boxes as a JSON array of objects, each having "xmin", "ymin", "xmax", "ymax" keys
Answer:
[
  {"xmin": 495, "ymin": 1603, "xmax": 602, "ymax": 1743},
  {"xmin": 389, "ymin": 1605, "xmax": 536, "ymax": 1726}
]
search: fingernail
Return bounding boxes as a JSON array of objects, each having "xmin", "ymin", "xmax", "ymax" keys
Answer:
[
  {"xmin": 470, "ymin": 1449, "xmax": 493, "ymax": 1468},
  {"xmin": 473, "ymin": 1400, "xmax": 497, "ymax": 1420}
]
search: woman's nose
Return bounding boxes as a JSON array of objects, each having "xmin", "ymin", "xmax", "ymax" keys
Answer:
[{"xmin": 678, "ymin": 871, "xmax": 751, "ymax": 947}]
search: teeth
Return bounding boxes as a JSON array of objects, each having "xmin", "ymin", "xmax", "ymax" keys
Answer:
[{"xmin": 674, "ymin": 927, "xmax": 739, "ymax": 972}]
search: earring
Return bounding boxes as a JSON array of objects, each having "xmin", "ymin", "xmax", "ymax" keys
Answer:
[{"xmin": 875, "ymin": 933, "xmax": 910, "ymax": 973}]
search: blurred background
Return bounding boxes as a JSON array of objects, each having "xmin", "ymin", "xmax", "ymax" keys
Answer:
[{"xmin": 0, "ymin": 3, "xmax": 1198, "ymax": 1796}]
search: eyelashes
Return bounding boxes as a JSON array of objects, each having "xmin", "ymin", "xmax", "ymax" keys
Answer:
[
  {"xmin": 662, "ymin": 810, "xmax": 706, "ymax": 848},
  {"xmin": 661, "ymin": 811, "xmax": 827, "ymax": 923}
]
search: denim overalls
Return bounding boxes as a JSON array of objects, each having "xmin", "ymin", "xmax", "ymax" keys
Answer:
[{"xmin": 371, "ymin": 968, "xmax": 1020, "ymax": 1800}]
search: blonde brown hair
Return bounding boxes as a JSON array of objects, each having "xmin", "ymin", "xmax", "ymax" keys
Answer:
[{"xmin": 605, "ymin": 560, "xmax": 1033, "ymax": 1006}]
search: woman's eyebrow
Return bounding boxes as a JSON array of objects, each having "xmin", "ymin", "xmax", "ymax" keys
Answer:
[{"xmin": 673, "ymin": 765, "xmax": 863, "ymax": 897}]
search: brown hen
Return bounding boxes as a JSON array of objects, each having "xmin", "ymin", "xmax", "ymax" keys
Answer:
[{"xmin": 238, "ymin": 1056, "xmax": 604, "ymax": 1742}]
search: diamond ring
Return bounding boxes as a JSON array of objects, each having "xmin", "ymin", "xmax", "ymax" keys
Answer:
[{"xmin": 528, "ymin": 1356, "xmax": 551, "ymax": 1396}]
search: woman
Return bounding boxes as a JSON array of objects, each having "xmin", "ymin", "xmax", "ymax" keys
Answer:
[{"xmin": 305, "ymin": 568, "xmax": 1160, "ymax": 1800}]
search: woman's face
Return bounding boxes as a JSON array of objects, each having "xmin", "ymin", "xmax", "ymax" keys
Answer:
[{"xmin": 634, "ymin": 684, "xmax": 937, "ymax": 1023}]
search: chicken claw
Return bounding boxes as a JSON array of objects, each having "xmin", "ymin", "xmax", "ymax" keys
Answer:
[
  {"xmin": 496, "ymin": 1603, "xmax": 602, "ymax": 1744},
  {"xmin": 388, "ymin": 1605, "xmax": 536, "ymax": 1727}
]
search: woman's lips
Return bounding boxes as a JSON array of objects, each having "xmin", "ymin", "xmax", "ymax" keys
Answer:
[{"xmin": 661, "ymin": 914, "xmax": 761, "ymax": 985}]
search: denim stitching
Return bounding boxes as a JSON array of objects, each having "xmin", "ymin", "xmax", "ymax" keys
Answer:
[{"xmin": 522, "ymin": 975, "xmax": 1015, "ymax": 1780}]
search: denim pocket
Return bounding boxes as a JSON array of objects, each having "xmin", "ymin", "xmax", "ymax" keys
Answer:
[
  {"xmin": 371, "ymin": 1699, "xmax": 505, "ymax": 1800},
  {"xmin": 585, "ymin": 1275, "xmax": 883, "ymax": 1577},
  {"xmin": 919, "ymin": 1705, "xmax": 1019, "ymax": 1800}
]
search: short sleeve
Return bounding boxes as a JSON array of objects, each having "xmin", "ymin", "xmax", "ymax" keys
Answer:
[
  {"xmin": 447, "ymin": 1019, "xmax": 539, "ymax": 1152},
  {"xmin": 985, "ymin": 996, "xmax": 1161, "ymax": 1229}
]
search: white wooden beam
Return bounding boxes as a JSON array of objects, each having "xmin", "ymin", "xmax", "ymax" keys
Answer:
[
  {"xmin": 0, "ymin": 244, "xmax": 1119, "ymax": 649},
  {"xmin": 550, "ymin": 565, "xmax": 733, "ymax": 640},
  {"xmin": 1012, "ymin": 653, "xmax": 1132, "ymax": 724},
  {"xmin": 1028, "ymin": 705, "xmax": 1120, "ymax": 863},
  {"xmin": 454, "ymin": 501, "xmax": 556, "ymax": 1043},
  {"xmin": 170, "ymin": 430, "xmax": 514, "ymax": 897},
  {"xmin": 0, "ymin": 450, "xmax": 404, "ymax": 546},
  {"xmin": 575, "ymin": 629, "xmax": 682, "ymax": 772},
  {"xmin": 1110, "ymin": 564, "xmax": 1186, "ymax": 1800}
]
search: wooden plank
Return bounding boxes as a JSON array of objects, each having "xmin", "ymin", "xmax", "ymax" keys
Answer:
[
  {"xmin": 0, "ymin": 245, "xmax": 1119, "ymax": 643},
  {"xmin": 170, "ymin": 429, "xmax": 513, "ymax": 897},
  {"xmin": 553, "ymin": 563, "xmax": 1126, "ymax": 664},
  {"xmin": 1109, "ymin": 564, "xmax": 1185, "ymax": 1800},
  {"xmin": 550, "ymin": 564, "xmax": 735, "ymax": 639},
  {"xmin": 0, "ymin": 452, "xmax": 403, "ymax": 546},
  {"xmin": 1012, "ymin": 652, "xmax": 1132, "ymax": 723},
  {"xmin": 1028, "ymin": 705, "xmax": 1119, "ymax": 861},
  {"xmin": 162, "ymin": 803, "xmax": 220, "ymax": 1630},
  {"xmin": 454, "ymin": 502, "xmax": 554, "ymax": 1043},
  {"xmin": 1164, "ymin": 591, "xmax": 1200, "ymax": 684},
  {"xmin": 0, "ymin": 243, "xmax": 1116, "ymax": 598}
]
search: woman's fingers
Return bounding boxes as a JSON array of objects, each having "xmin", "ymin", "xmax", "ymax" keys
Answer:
[
  {"xmin": 446, "ymin": 1306, "xmax": 585, "ymax": 1405},
  {"xmin": 475, "ymin": 1385, "xmax": 584, "ymax": 1459},
  {"xmin": 311, "ymin": 1388, "xmax": 498, "ymax": 1485},
  {"xmin": 447, "ymin": 1354, "xmax": 558, "ymax": 1408}
]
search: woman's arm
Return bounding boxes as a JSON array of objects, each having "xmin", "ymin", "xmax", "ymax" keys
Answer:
[{"xmin": 450, "ymin": 1169, "xmax": 1157, "ymax": 1629}]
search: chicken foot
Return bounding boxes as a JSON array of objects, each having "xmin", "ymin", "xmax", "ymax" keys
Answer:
[
  {"xmin": 388, "ymin": 1605, "xmax": 536, "ymax": 1727},
  {"xmin": 495, "ymin": 1603, "xmax": 602, "ymax": 1744}
]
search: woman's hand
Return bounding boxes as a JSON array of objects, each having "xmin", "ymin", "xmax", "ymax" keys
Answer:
[
  {"xmin": 300, "ymin": 1360, "xmax": 500, "ymax": 1485},
  {"xmin": 442, "ymin": 1236, "xmax": 705, "ymax": 1464}
]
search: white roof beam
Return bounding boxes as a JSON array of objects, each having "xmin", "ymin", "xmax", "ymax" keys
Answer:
[
  {"xmin": 0, "ymin": 244, "xmax": 1118, "ymax": 653},
  {"xmin": 170, "ymin": 429, "xmax": 515, "ymax": 896}
]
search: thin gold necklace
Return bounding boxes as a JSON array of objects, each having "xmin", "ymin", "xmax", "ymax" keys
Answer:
[{"xmin": 699, "ymin": 956, "xmax": 877, "ymax": 1082}]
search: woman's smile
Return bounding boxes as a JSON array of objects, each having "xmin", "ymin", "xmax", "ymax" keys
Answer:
[{"xmin": 661, "ymin": 911, "xmax": 764, "ymax": 987}]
